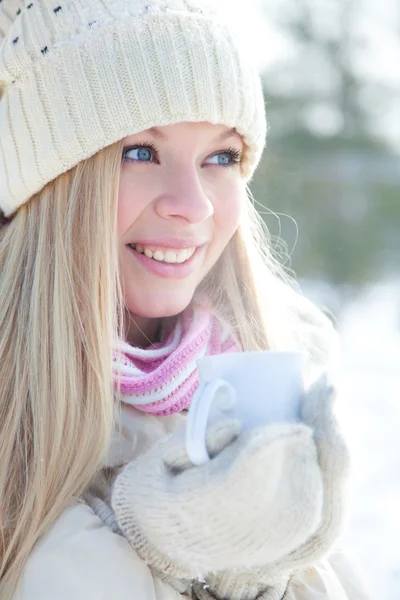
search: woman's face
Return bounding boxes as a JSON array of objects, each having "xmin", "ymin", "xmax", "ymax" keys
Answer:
[{"xmin": 118, "ymin": 121, "xmax": 245, "ymax": 320}]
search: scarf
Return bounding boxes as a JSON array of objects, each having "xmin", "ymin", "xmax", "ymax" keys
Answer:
[{"xmin": 113, "ymin": 307, "xmax": 240, "ymax": 416}]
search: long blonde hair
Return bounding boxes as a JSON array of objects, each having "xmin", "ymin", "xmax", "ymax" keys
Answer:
[{"xmin": 0, "ymin": 139, "xmax": 333, "ymax": 598}]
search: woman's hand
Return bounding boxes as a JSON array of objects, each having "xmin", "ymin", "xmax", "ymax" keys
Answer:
[{"xmin": 111, "ymin": 375, "xmax": 350, "ymax": 594}]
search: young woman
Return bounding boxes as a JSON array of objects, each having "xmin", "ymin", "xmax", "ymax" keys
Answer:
[{"xmin": 0, "ymin": 1, "xmax": 369, "ymax": 598}]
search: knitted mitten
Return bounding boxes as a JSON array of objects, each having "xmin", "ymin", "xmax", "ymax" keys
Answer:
[
  {"xmin": 191, "ymin": 376, "xmax": 351, "ymax": 600},
  {"xmin": 111, "ymin": 375, "xmax": 350, "ymax": 600},
  {"xmin": 191, "ymin": 575, "xmax": 290, "ymax": 600}
]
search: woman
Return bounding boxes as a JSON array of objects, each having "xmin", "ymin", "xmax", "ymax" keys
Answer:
[{"xmin": 0, "ymin": 1, "xmax": 369, "ymax": 598}]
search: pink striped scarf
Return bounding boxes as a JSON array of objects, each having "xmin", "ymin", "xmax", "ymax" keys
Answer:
[{"xmin": 113, "ymin": 307, "xmax": 239, "ymax": 416}]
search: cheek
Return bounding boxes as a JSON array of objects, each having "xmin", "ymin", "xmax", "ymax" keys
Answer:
[
  {"xmin": 213, "ymin": 184, "xmax": 244, "ymax": 244},
  {"xmin": 117, "ymin": 175, "xmax": 150, "ymax": 238}
]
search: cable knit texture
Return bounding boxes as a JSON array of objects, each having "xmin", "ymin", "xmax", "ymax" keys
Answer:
[
  {"xmin": 113, "ymin": 306, "xmax": 239, "ymax": 416},
  {"xmin": 0, "ymin": 0, "xmax": 266, "ymax": 216},
  {"xmin": 192, "ymin": 575, "xmax": 290, "ymax": 600},
  {"xmin": 111, "ymin": 375, "xmax": 351, "ymax": 600}
]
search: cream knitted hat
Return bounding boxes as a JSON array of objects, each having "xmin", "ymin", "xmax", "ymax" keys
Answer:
[{"xmin": 0, "ymin": 0, "xmax": 267, "ymax": 217}]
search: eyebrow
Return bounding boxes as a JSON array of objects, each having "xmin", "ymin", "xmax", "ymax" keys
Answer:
[{"xmin": 147, "ymin": 126, "xmax": 242, "ymax": 143}]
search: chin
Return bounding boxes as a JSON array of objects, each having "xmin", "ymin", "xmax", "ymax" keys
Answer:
[{"xmin": 124, "ymin": 288, "xmax": 195, "ymax": 319}]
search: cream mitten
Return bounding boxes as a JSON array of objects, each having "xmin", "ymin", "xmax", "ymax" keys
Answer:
[
  {"xmin": 191, "ymin": 575, "xmax": 290, "ymax": 600},
  {"xmin": 111, "ymin": 375, "xmax": 350, "ymax": 600},
  {"xmin": 191, "ymin": 376, "xmax": 351, "ymax": 600}
]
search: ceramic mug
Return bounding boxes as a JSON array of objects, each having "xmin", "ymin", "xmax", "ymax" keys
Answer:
[{"xmin": 186, "ymin": 351, "xmax": 305, "ymax": 465}]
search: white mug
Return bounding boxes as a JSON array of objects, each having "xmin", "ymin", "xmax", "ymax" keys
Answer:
[{"xmin": 186, "ymin": 351, "xmax": 305, "ymax": 465}]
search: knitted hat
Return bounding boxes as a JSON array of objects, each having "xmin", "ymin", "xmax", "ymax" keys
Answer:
[{"xmin": 0, "ymin": 0, "xmax": 267, "ymax": 217}]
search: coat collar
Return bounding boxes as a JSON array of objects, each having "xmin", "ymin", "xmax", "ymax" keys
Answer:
[{"xmin": 104, "ymin": 402, "xmax": 187, "ymax": 468}]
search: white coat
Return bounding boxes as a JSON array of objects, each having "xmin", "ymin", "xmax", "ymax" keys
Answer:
[{"xmin": 16, "ymin": 404, "xmax": 370, "ymax": 600}]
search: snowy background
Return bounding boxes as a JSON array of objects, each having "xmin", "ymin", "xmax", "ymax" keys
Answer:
[
  {"xmin": 245, "ymin": 0, "xmax": 400, "ymax": 595},
  {"xmin": 337, "ymin": 281, "xmax": 400, "ymax": 600},
  {"xmin": 302, "ymin": 279, "xmax": 400, "ymax": 600}
]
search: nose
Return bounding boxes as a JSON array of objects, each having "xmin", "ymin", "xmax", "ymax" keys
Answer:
[{"xmin": 154, "ymin": 167, "xmax": 214, "ymax": 224}]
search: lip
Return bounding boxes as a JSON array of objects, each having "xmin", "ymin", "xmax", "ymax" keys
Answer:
[
  {"xmin": 127, "ymin": 237, "xmax": 208, "ymax": 250},
  {"xmin": 126, "ymin": 243, "xmax": 206, "ymax": 279}
]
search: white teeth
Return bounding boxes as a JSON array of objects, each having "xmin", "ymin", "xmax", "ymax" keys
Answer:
[
  {"xmin": 164, "ymin": 250, "xmax": 177, "ymax": 263},
  {"xmin": 153, "ymin": 250, "xmax": 164, "ymax": 262},
  {"xmin": 175, "ymin": 252, "xmax": 187, "ymax": 264},
  {"xmin": 130, "ymin": 244, "xmax": 196, "ymax": 264}
]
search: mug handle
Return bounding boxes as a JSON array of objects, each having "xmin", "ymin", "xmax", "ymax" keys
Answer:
[{"xmin": 185, "ymin": 378, "xmax": 236, "ymax": 466}]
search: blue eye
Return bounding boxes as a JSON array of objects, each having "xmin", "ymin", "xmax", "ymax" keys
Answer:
[
  {"xmin": 122, "ymin": 144, "xmax": 242, "ymax": 168},
  {"xmin": 205, "ymin": 148, "xmax": 242, "ymax": 168},
  {"xmin": 122, "ymin": 143, "xmax": 158, "ymax": 163},
  {"xmin": 133, "ymin": 148, "xmax": 152, "ymax": 161}
]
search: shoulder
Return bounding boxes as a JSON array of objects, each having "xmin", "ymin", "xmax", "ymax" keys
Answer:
[
  {"xmin": 16, "ymin": 503, "xmax": 183, "ymax": 600},
  {"xmin": 286, "ymin": 550, "xmax": 371, "ymax": 600},
  {"xmin": 286, "ymin": 286, "xmax": 339, "ymax": 379}
]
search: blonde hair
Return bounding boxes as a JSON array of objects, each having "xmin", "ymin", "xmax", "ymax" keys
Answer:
[{"xmin": 0, "ymin": 139, "xmax": 333, "ymax": 598}]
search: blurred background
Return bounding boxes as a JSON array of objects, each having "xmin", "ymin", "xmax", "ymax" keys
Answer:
[{"xmin": 249, "ymin": 1, "xmax": 400, "ymax": 598}]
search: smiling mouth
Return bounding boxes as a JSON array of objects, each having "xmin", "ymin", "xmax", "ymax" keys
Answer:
[
  {"xmin": 126, "ymin": 242, "xmax": 204, "ymax": 279},
  {"xmin": 128, "ymin": 243, "xmax": 197, "ymax": 264}
]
